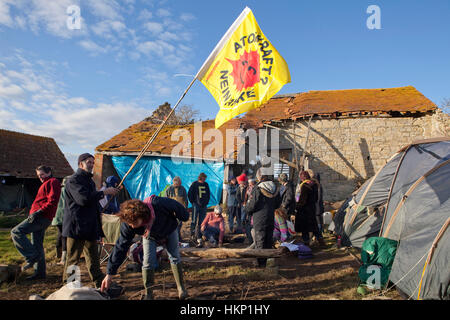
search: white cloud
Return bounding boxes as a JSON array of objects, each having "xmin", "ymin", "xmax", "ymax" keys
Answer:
[
  {"xmin": 180, "ymin": 13, "xmax": 195, "ymax": 22},
  {"xmin": 0, "ymin": 0, "xmax": 87, "ymax": 38},
  {"xmin": 156, "ymin": 87, "xmax": 171, "ymax": 96},
  {"xmin": 156, "ymin": 8, "xmax": 171, "ymax": 18},
  {"xmin": 0, "ymin": 108, "xmax": 14, "ymax": 128},
  {"xmin": 159, "ymin": 31, "xmax": 179, "ymax": 42},
  {"xmin": 63, "ymin": 152, "xmax": 79, "ymax": 171},
  {"xmin": 137, "ymin": 40, "xmax": 175, "ymax": 57},
  {"xmin": 138, "ymin": 9, "xmax": 152, "ymax": 21},
  {"xmin": 0, "ymin": 0, "xmax": 14, "ymax": 27},
  {"xmin": 0, "ymin": 83, "xmax": 25, "ymax": 98},
  {"xmin": 144, "ymin": 21, "xmax": 163, "ymax": 34},
  {"xmin": 14, "ymin": 102, "xmax": 148, "ymax": 150},
  {"xmin": 28, "ymin": 0, "xmax": 86, "ymax": 38},
  {"xmin": 84, "ymin": 0, "xmax": 122, "ymax": 21},
  {"xmin": 0, "ymin": 54, "xmax": 150, "ymax": 155},
  {"xmin": 0, "ymin": 1, "xmax": 196, "ymax": 69},
  {"xmin": 78, "ymin": 39, "xmax": 108, "ymax": 55},
  {"xmin": 139, "ymin": 67, "xmax": 175, "ymax": 98},
  {"xmin": 91, "ymin": 20, "xmax": 127, "ymax": 39},
  {"xmin": 10, "ymin": 100, "xmax": 32, "ymax": 111},
  {"xmin": 128, "ymin": 51, "xmax": 141, "ymax": 60},
  {"xmin": 14, "ymin": 15, "xmax": 26, "ymax": 29}
]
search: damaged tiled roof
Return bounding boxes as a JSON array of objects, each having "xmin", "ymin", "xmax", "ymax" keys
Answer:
[
  {"xmin": 96, "ymin": 86, "xmax": 437, "ymax": 154},
  {"xmin": 0, "ymin": 129, "xmax": 74, "ymax": 178},
  {"xmin": 239, "ymin": 86, "xmax": 437, "ymax": 128},
  {"xmin": 95, "ymin": 119, "xmax": 243, "ymax": 158}
]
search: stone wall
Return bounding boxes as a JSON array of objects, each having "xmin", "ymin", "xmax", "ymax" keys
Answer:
[{"xmin": 280, "ymin": 110, "xmax": 450, "ymax": 202}]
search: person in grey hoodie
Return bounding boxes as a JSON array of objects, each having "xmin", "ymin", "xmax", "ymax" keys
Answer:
[{"xmin": 245, "ymin": 169, "xmax": 281, "ymax": 267}]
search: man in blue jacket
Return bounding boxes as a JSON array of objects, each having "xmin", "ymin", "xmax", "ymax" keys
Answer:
[
  {"xmin": 100, "ymin": 196, "xmax": 189, "ymax": 300},
  {"xmin": 62, "ymin": 153, "xmax": 119, "ymax": 288}
]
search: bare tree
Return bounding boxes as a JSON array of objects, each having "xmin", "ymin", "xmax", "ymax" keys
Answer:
[
  {"xmin": 174, "ymin": 105, "xmax": 200, "ymax": 125},
  {"xmin": 442, "ymin": 98, "xmax": 450, "ymax": 114},
  {"xmin": 144, "ymin": 103, "xmax": 201, "ymax": 125}
]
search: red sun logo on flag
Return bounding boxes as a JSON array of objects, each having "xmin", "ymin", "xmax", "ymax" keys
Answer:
[{"xmin": 226, "ymin": 50, "xmax": 260, "ymax": 91}]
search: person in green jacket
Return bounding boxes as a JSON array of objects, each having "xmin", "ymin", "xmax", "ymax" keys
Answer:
[{"xmin": 51, "ymin": 176, "xmax": 70, "ymax": 265}]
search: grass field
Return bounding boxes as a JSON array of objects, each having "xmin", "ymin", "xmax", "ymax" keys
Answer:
[{"xmin": 0, "ymin": 224, "xmax": 59, "ymax": 265}]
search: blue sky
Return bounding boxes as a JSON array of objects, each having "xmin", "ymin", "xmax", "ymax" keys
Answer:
[{"xmin": 0, "ymin": 0, "xmax": 449, "ymax": 170}]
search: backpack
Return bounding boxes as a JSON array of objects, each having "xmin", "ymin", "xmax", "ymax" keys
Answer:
[{"xmin": 297, "ymin": 244, "xmax": 313, "ymax": 259}]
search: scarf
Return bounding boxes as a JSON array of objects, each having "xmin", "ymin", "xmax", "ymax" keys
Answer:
[
  {"xmin": 142, "ymin": 195, "xmax": 156, "ymax": 237},
  {"xmin": 296, "ymin": 179, "xmax": 312, "ymax": 202}
]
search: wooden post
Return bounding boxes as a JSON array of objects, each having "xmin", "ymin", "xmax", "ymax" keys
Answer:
[{"xmin": 300, "ymin": 115, "xmax": 313, "ymax": 169}]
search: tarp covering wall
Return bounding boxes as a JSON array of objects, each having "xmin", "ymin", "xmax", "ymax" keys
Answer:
[{"xmin": 111, "ymin": 156, "xmax": 224, "ymax": 208}]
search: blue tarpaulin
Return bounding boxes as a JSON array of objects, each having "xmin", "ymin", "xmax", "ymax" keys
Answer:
[{"xmin": 111, "ymin": 156, "xmax": 224, "ymax": 208}]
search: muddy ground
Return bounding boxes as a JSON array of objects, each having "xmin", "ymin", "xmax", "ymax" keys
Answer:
[{"xmin": 0, "ymin": 219, "xmax": 401, "ymax": 300}]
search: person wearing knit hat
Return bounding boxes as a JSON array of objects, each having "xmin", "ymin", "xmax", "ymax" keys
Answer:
[
  {"xmin": 236, "ymin": 173, "xmax": 247, "ymax": 232},
  {"xmin": 305, "ymin": 169, "xmax": 325, "ymax": 245},
  {"xmin": 99, "ymin": 176, "xmax": 121, "ymax": 214},
  {"xmin": 78, "ymin": 153, "xmax": 94, "ymax": 165},
  {"xmin": 187, "ymin": 173, "xmax": 211, "ymax": 246},
  {"xmin": 295, "ymin": 170, "xmax": 324, "ymax": 246},
  {"xmin": 62, "ymin": 153, "xmax": 120, "ymax": 290},
  {"xmin": 225, "ymin": 176, "xmax": 240, "ymax": 234},
  {"xmin": 200, "ymin": 205, "xmax": 225, "ymax": 247},
  {"xmin": 237, "ymin": 173, "xmax": 247, "ymax": 184}
]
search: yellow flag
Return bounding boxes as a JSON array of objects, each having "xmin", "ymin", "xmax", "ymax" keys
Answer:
[{"xmin": 196, "ymin": 7, "xmax": 291, "ymax": 128}]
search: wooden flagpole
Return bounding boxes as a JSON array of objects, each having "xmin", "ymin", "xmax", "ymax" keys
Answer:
[{"xmin": 101, "ymin": 77, "xmax": 197, "ymax": 212}]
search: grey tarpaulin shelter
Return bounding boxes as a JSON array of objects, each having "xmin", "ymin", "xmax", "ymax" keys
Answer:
[{"xmin": 380, "ymin": 137, "xmax": 450, "ymax": 300}]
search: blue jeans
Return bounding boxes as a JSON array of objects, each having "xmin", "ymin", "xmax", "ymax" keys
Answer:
[
  {"xmin": 177, "ymin": 221, "xmax": 183, "ymax": 241},
  {"xmin": 142, "ymin": 229, "xmax": 181, "ymax": 270},
  {"xmin": 191, "ymin": 204, "xmax": 207, "ymax": 240},
  {"xmin": 240, "ymin": 206, "xmax": 246, "ymax": 225},
  {"xmin": 11, "ymin": 215, "xmax": 51, "ymax": 276},
  {"xmin": 202, "ymin": 227, "xmax": 219, "ymax": 244}
]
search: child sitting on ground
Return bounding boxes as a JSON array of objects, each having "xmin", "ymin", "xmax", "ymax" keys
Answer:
[
  {"xmin": 200, "ymin": 205, "xmax": 225, "ymax": 247},
  {"xmin": 273, "ymin": 207, "xmax": 295, "ymax": 243}
]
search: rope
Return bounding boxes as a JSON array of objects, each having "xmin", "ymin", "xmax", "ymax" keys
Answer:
[{"xmin": 364, "ymin": 249, "xmax": 428, "ymax": 299}]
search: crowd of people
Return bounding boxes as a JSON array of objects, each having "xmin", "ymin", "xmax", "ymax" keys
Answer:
[{"xmin": 10, "ymin": 152, "xmax": 326, "ymax": 300}]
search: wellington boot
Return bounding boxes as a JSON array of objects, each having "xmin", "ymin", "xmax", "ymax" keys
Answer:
[
  {"xmin": 141, "ymin": 268, "xmax": 154, "ymax": 300},
  {"xmin": 171, "ymin": 263, "xmax": 188, "ymax": 300}
]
